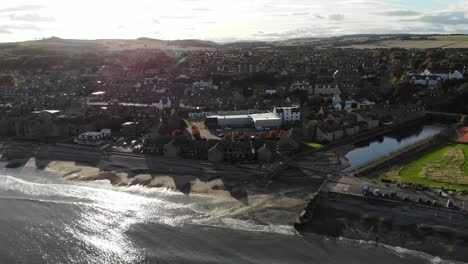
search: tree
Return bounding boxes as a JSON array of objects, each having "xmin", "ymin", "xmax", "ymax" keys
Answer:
[
  {"xmin": 461, "ymin": 115, "xmax": 468, "ymax": 126},
  {"xmin": 266, "ymin": 130, "xmax": 278, "ymax": 139},
  {"xmin": 232, "ymin": 132, "xmax": 241, "ymax": 141},
  {"xmin": 308, "ymin": 95, "xmax": 323, "ymax": 109},
  {"xmin": 0, "ymin": 74, "xmax": 17, "ymax": 87},
  {"xmin": 191, "ymin": 125, "xmax": 201, "ymax": 140},
  {"xmin": 192, "ymin": 128, "xmax": 201, "ymax": 140},
  {"xmin": 393, "ymin": 82, "xmax": 415, "ymax": 101},
  {"xmin": 457, "ymin": 83, "xmax": 468, "ymax": 96}
]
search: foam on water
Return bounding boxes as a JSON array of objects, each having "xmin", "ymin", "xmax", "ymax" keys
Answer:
[
  {"xmin": 215, "ymin": 218, "xmax": 296, "ymax": 235},
  {"xmin": 335, "ymin": 236, "xmax": 465, "ymax": 264}
]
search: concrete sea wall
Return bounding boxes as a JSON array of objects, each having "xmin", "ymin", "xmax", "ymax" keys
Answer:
[{"xmin": 296, "ymin": 192, "xmax": 468, "ymax": 262}]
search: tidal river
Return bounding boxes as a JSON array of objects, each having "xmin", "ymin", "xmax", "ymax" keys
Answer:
[{"xmin": 0, "ymin": 164, "xmax": 461, "ymax": 263}]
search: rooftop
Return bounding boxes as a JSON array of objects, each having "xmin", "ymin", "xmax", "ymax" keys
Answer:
[
  {"xmin": 79, "ymin": 132, "xmax": 103, "ymax": 137},
  {"xmin": 32, "ymin": 110, "xmax": 62, "ymax": 114},
  {"xmin": 249, "ymin": 112, "xmax": 281, "ymax": 122}
]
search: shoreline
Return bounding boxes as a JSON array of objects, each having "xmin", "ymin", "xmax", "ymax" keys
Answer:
[
  {"xmin": 296, "ymin": 192, "xmax": 468, "ymax": 262},
  {"xmin": 0, "ymin": 140, "xmax": 319, "ymax": 227}
]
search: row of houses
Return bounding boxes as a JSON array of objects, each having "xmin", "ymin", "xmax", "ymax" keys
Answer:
[
  {"xmin": 409, "ymin": 69, "xmax": 464, "ymax": 88},
  {"xmin": 289, "ymin": 81, "xmax": 342, "ymax": 95},
  {"xmin": 142, "ymin": 132, "xmax": 300, "ymax": 163},
  {"xmin": 302, "ymin": 111, "xmax": 380, "ymax": 142}
]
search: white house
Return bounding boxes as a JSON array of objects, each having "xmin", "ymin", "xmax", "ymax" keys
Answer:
[
  {"xmin": 314, "ymin": 84, "xmax": 341, "ymax": 96},
  {"xmin": 289, "ymin": 81, "xmax": 312, "ymax": 93},
  {"xmin": 344, "ymin": 100, "xmax": 359, "ymax": 110},
  {"xmin": 264, "ymin": 88, "xmax": 277, "ymax": 95},
  {"xmin": 273, "ymin": 106, "xmax": 301, "ymax": 122},
  {"xmin": 420, "ymin": 69, "xmax": 463, "ymax": 80},
  {"xmin": 411, "ymin": 76, "xmax": 442, "ymax": 88},
  {"xmin": 74, "ymin": 131, "xmax": 105, "ymax": 146},
  {"xmin": 332, "ymin": 94, "xmax": 342, "ymax": 105},
  {"xmin": 192, "ymin": 80, "xmax": 219, "ymax": 91},
  {"xmin": 334, "ymin": 102, "xmax": 343, "ymax": 111},
  {"xmin": 450, "ymin": 70, "xmax": 464, "ymax": 79},
  {"xmin": 358, "ymin": 98, "xmax": 376, "ymax": 109},
  {"xmin": 151, "ymin": 98, "xmax": 172, "ymax": 110}
]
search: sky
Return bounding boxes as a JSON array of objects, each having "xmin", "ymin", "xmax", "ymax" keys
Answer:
[{"xmin": 1, "ymin": 0, "xmax": 468, "ymax": 42}]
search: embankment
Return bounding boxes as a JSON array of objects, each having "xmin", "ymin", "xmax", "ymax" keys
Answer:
[
  {"xmin": 295, "ymin": 192, "xmax": 468, "ymax": 262},
  {"xmin": 350, "ymin": 132, "xmax": 449, "ymax": 177}
]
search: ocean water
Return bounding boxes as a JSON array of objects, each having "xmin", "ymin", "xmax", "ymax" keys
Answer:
[{"xmin": 0, "ymin": 166, "xmax": 463, "ymax": 264}]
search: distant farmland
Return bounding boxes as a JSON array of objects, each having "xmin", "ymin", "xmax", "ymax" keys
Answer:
[
  {"xmin": 433, "ymin": 35, "xmax": 468, "ymax": 41},
  {"xmin": 340, "ymin": 39, "xmax": 468, "ymax": 49}
]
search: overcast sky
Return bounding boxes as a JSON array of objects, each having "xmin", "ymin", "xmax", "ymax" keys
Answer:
[{"xmin": 1, "ymin": 0, "xmax": 468, "ymax": 42}]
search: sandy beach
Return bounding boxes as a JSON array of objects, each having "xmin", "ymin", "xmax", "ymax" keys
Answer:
[{"xmin": 0, "ymin": 141, "xmax": 318, "ymax": 226}]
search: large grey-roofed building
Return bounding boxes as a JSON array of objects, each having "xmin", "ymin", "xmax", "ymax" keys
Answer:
[
  {"xmin": 215, "ymin": 114, "xmax": 251, "ymax": 128},
  {"xmin": 249, "ymin": 113, "xmax": 282, "ymax": 129},
  {"xmin": 205, "ymin": 112, "xmax": 281, "ymax": 130}
]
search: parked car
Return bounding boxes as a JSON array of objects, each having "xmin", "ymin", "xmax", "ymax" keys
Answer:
[{"xmin": 373, "ymin": 189, "xmax": 381, "ymax": 197}]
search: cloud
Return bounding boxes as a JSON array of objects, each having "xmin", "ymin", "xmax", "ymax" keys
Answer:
[
  {"xmin": 328, "ymin": 13, "xmax": 344, "ymax": 21},
  {"xmin": 0, "ymin": 5, "xmax": 44, "ymax": 14},
  {"xmin": 0, "ymin": 24, "xmax": 42, "ymax": 33},
  {"xmin": 291, "ymin": 12, "xmax": 309, "ymax": 16},
  {"xmin": 160, "ymin": 15, "xmax": 203, "ymax": 20},
  {"xmin": 0, "ymin": 28, "xmax": 12, "ymax": 34},
  {"xmin": 314, "ymin": 14, "xmax": 325, "ymax": 19},
  {"xmin": 377, "ymin": 10, "xmax": 421, "ymax": 17},
  {"xmin": 253, "ymin": 26, "xmax": 341, "ymax": 39},
  {"xmin": 413, "ymin": 11, "xmax": 468, "ymax": 25},
  {"xmin": 9, "ymin": 14, "xmax": 54, "ymax": 22},
  {"xmin": 192, "ymin": 8, "xmax": 211, "ymax": 12}
]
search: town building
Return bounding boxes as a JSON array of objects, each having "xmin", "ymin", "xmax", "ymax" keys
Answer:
[
  {"xmin": 273, "ymin": 106, "xmax": 301, "ymax": 122},
  {"xmin": 205, "ymin": 112, "xmax": 281, "ymax": 130},
  {"xmin": 74, "ymin": 131, "xmax": 106, "ymax": 146}
]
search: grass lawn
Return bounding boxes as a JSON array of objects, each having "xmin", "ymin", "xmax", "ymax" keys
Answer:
[
  {"xmin": 379, "ymin": 144, "xmax": 468, "ymax": 191},
  {"xmin": 433, "ymin": 35, "xmax": 468, "ymax": 41},
  {"xmin": 304, "ymin": 142, "xmax": 324, "ymax": 149}
]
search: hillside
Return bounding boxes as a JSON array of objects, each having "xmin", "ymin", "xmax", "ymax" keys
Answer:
[{"xmin": 2, "ymin": 34, "xmax": 468, "ymax": 53}]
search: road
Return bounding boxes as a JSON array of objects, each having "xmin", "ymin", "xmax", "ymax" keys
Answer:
[{"xmin": 324, "ymin": 172, "xmax": 468, "ymax": 212}]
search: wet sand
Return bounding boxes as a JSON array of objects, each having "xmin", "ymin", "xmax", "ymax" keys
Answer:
[{"xmin": 0, "ymin": 141, "xmax": 318, "ymax": 227}]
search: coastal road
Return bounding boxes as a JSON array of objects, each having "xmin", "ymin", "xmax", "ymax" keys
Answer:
[{"xmin": 324, "ymin": 173, "xmax": 468, "ymax": 212}]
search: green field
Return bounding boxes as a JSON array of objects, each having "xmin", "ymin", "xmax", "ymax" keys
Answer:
[
  {"xmin": 379, "ymin": 144, "xmax": 468, "ymax": 191},
  {"xmin": 304, "ymin": 142, "xmax": 324, "ymax": 149},
  {"xmin": 433, "ymin": 35, "xmax": 468, "ymax": 41},
  {"xmin": 183, "ymin": 119, "xmax": 192, "ymax": 128}
]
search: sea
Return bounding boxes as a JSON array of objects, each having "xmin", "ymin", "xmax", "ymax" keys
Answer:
[{"xmin": 0, "ymin": 165, "xmax": 463, "ymax": 264}]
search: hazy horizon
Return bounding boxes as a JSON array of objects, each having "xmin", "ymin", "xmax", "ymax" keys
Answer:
[{"xmin": 1, "ymin": 0, "xmax": 468, "ymax": 43}]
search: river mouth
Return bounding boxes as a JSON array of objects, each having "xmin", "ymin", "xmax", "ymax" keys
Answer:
[{"xmin": 343, "ymin": 124, "xmax": 446, "ymax": 171}]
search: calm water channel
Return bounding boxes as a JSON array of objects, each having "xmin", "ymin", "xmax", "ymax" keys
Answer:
[{"xmin": 345, "ymin": 125, "xmax": 446, "ymax": 170}]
